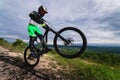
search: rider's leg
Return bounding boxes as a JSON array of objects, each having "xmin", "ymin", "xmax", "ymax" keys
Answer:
[
  {"xmin": 27, "ymin": 24, "xmax": 38, "ymax": 58},
  {"xmin": 28, "ymin": 36, "xmax": 38, "ymax": 58},
  {"xmin": 29, "ymin": 36, "xmax": 37, "ymax": 52},
  {"xmin": 34, "ymin": 31, "xmax": 46, "ymax": 49},
  {"xmin": 28, "ymin": 24, "xmax": 52, "ymax": 54},
  {"xmin": 28, "ymin": 24, "xmax": 42, "ymax": 49},
  {"xmin": 34, "ymin": 31, "xmax": 43, "ymax": 41},
  {"xmin": 34, "ymin": 31, "xmax": 52, "ymax": 52}
]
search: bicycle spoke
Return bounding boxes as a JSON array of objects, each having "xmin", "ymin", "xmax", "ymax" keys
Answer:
[
  {"xmin": 24, "ymin": 46, "xmax": 40, "ymax": 67},
  {"xmin": 54, "ymin": 27, "xmax": 87, "ymax": 58},
  {"xmin": 57, "ymin": 30, "xmax": 83, "ymax": 55}
]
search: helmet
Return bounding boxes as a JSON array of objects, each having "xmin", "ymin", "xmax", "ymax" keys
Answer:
[{"xmin": 38, "ymin": 5, "xmax": 48, "ymax": 14}]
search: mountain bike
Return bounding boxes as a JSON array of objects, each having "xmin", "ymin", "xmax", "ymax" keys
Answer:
[{"xmin": 24, "ymin": 23, "xmax": 87, "ymax": 67}]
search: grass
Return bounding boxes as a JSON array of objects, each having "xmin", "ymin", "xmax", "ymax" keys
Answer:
[
  {"xmin": 81, "ymin": 51, "xmax": 120, "ymax": 67},
  {"xmin": 1, "ymin": 38, "xmax": 120, "ymax": 80},
  {"xmin": 0, "ymin": 38, "xmax": 28, "ymax": 53},
  {"xmin": 0, "ymin": 38, "xmax": 12, "ymax": 49},
  {"xmin": 48, "ymin": 50, "xmax": 120, "ymax": 80}
]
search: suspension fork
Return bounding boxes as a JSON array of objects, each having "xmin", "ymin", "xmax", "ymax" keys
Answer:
[{"xmin": 50, "ymin": 28, "xmax": 69, "ymax": 44}]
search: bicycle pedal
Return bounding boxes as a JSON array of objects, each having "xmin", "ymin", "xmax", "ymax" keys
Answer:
[{"xmin": 28, "ymin": 56, "xmax": 34, "ymax": 60}]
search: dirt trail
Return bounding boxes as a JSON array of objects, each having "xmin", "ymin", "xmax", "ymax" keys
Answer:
[{"xmin": 0, "ymin": 46, "xmax": 67, "ymax": 80}]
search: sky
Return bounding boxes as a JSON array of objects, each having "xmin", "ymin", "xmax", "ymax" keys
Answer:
[{"xmin": 0, "ymin": 0, "xmax": 120, "ymax": 45}]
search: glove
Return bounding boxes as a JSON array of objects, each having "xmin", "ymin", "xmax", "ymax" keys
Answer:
[{"xmin": 43, "ymin": 24, "xmax": 50, "ymax": 30}]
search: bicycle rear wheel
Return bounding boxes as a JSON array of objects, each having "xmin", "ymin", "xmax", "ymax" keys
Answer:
[
  {"xmin": 24, "ymin": 46, "xmax": 40, "ymax": 67},
  {"xmin": 54, "ymin": 27, "xmax": 87, "ymax": 58}
]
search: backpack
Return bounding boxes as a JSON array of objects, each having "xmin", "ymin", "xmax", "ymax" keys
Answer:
[{"xmin": 29, "ymin": 11, "xmax": 43, "ymax": 24}]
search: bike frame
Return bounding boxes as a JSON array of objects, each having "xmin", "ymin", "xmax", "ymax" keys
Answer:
[
  {"xmin": 41, "ymin": 26, "xmax": 69, "ymax": 47},
  {"xmin": 24, "ymin": 24, "xmax": 87, "ymax": 67}
]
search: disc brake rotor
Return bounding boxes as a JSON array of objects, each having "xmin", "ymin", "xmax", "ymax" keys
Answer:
[{"xmin": 64, "ymin": 37, "xmax": 74, "ymax": 46}]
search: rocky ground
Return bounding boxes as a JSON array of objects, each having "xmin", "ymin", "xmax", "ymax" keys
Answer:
[{"xmin": 0, "ymin": 46, "xmax": 69, "ymax": 80}]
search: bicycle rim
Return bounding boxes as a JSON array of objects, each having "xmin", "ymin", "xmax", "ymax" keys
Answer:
[
  {"xmin": 54, "ymin": 27, "xmax": 87, "ymax": 58},
  {"xmin": 24, "ymin": 46, "xmax": 40, "ymax": 67}
]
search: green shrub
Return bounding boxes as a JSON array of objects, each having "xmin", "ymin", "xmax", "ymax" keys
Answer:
[
  {"xmin": 12, "ymin": 39, "xmax": 28, "ymax": 52},
  {"xmin": 0, "ymin": 38, "xmax": 11, "ymax": 48},
  {"xmin": 0, "ymin": 38, "xmax": 28, "ymax": 52},
  {"xmin": 12, "ymin": 39, "xmax": 25, "ymax": 46},
  {"xmin": 81, "ymin": 52, "xmax": 120, "ymax": 66},
  {"xmin": 49, "ymin": 51, "xmax": 120, "ymax": 80}
]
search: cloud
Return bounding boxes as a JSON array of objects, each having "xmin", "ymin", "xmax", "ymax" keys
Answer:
[
  {"xmin": 0, "ymin": 0, "xmax": 120, "ymax": 44},
  {"xmin": 100, "ymin": 10, "xmax": 120, "ymax": 30},
  {"xmin": 0, "ymin": 34, "xmax": 19, "ymax": 39},
  {"xmin": 0, "ymin": 0, "xmax": 41, "ymax": 37}
]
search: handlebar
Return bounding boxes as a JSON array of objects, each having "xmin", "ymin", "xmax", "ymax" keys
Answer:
[{"xmin": 43, "ymin": 23, "xmax": 51, "ymax": 31}]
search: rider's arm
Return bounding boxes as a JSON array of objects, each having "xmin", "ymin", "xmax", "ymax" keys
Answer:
[
  {"xmin": 29, "ymin": 11, "xmax": 45, "ymax": 24},
  {"xmin": 29, "ymin": 11, "xmax": 39, "ymax": 23},
  {"xmin": 29, "ymin": 11, "xmax": 48, "ymax": 28},
  {"xmin": 39, "ymin": 18, "xmax": 47, "ymax": 28},
  {"xmin": 41, "ymin": 23, "xmax": 46, "ymax": 27},
  {"xmin": 40, "ymin": 22, "xmax": 50, "ymax": 30}
]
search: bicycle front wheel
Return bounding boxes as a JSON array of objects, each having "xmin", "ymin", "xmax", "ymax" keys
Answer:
[
  {"xmin": 54, "ymin": 27, "xmax": 87, "ymax": 58},
  {"xmin": 24, "ymin": 46, "xmax": 40, "ymax": 67}
]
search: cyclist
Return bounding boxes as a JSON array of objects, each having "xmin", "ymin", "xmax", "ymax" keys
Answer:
[{"xmin": 27, "ymin": 5, "xmax": 51, "ymax": 58}]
